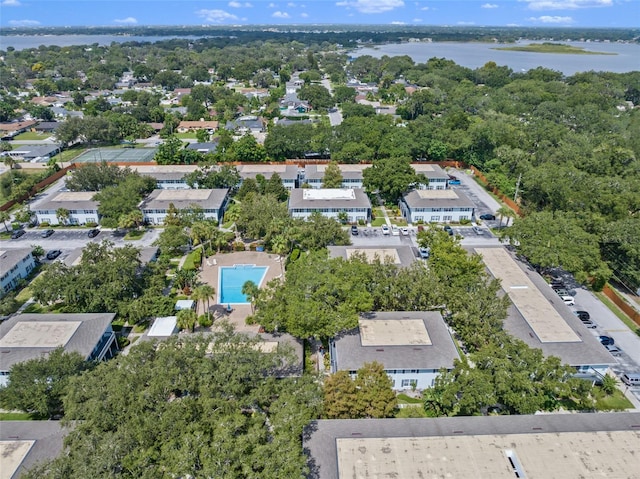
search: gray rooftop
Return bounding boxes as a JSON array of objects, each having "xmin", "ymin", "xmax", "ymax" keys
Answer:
[
  {"xmin": 0, "ymin": 248, "xmax": 33, "ymax": 276},
  {"xmin": 0, "ymin": 421, "xmax": 66, "ymax": 479},
  {"xmin": 332, "ymin": 311, "xmax": 459, "ymax": 372},
  {"xmin": 186, "ymin": 142, "xmax": 219, "ymax": 153},
  {"xmin": 304, "ymin": 413, "xmax": 640, "ymax": 479},
  {"xmin": 402, "ymin": 188, "xmax": 475, "ymax": 209},
  {"xmin": 0, "ymin": 313, "xmax": 115, "ymax": 372},
  {"xmin": 132, "ymin": 164, "xmax": 198, "ymax": 181},
  {"xmin": 238, "ymin": 164, "xmax": 299, "ymax": 181},
  {"xmin": 9, "ymin": 144, "xmax": 60, "ymax": 158},
  {"xmin": 140, "ymin": 188, "xmax": 229, "ymax": 211},
  {"xmin": 34, "ymin": 191, "xmax": 99, "ymax": 212},
  {"xmin": 304, "ymin": 163, "xmax": 449, "ymax": 182},
  {"xmin": 328, "ymin": 245, "xmax": 418, "ymax": 268},
  {"xmin": 63, "ymin": 246, "xmax": 158, "ymax": 268},
  {"xmin": 289, "ymin": 188, "xmax": 371, "ymax": 210},
  {"xmin": 475, "ymin": 247, "xmax": 614, "ymax": 367}
]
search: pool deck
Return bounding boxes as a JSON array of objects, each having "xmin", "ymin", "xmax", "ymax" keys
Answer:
[{"xmin": 199, "ymin": 251, "xmax": 284, "ymax": 333}]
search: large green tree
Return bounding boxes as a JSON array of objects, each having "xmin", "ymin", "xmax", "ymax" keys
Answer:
[{"xmin": 363, "ymin": 157, "xmax": 426, "ymax": 203}]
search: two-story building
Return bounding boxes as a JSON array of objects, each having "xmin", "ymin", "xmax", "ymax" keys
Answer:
[
  {"xmin": 329, "ymin": 311, "xmax": 459, "ymax": 391},
  {"xmin": 238, "ymin": 164, "xmax": 299, "ymax": 190},
  {"xmin": 139, "ymin": 188, "xmax": 229, "ymax": 225},
  {"xmin": 34, "ymin": 191, "xmax": 100, "ymax": 226},
  {"xmin": 288, "ymin": 188, "xmax": 371, "ymax": 223},
  {"xmin": 0, "ymin": 313, "xmax": 118, "ymax": 387},
  {"xmin": 400, "ymin": 189, "xmax": 475, "ymax": 224},
  {"xmin": 1, "ymin": 248, "xmax": 36, "ymax": 297}
]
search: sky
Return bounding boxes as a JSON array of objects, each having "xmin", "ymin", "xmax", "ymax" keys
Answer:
[{"xmin": 1, "ymin": 0, "xmax": 637, "ymax": 28}]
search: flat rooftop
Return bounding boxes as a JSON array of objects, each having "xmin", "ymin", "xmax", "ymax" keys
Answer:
[
  {"xmin": 416, "ymin": 189, "xmax": 459, "ymax": 199},
  {"xmin": 0, "ymin": 321, "xmax": 81, "ymax": 348},
  {"xmin": 305, "ymin": 413, "xmax": 640, "ymax": 479},
  {"xmin": 155, "ymin": 189, "xmax": 211, "ymax": 201},
  {"xmin": 303, "ymin": 189, "xmax": 355, "ymax": 200},
  {"xmin": 52, "ymin": 191, "xmax": 96, "ymax": 202},
  {"xmin": 475, "ymin": 247, "xmax": 580, "ymax": 343},
  {"xmin": 345, "ymin": 248, "xmax": 400, "ymax": 264},
  {"xmin": 0, "ymin": 440, "xmax": 34, "ymax": 479},
  {"xmin": 359, "ymin": 318, "xmax": 432, "ymax": 346},
  {"xmin": 147, "ymin": 316, "xmax": 177, "ymax": 337}
]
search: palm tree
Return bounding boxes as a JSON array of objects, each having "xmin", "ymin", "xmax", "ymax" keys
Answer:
[
  {"xmin": 174, "ymin": 268, "xmax": 198, "ymax": 294},
  {"xmin": 3, "ymin": 156, "xmax": 16, "ymax": 170},
  {"xmin": 192, "ymin": 284, "xmax": 215, "ymax": 320},
  {"xmin": 496, "ymin": 205, "xmax": 516, "ymax": 227},
  {"xmin": 242, "ymin": 280, "xmax": 259, "ymax": 314},
  {"xmin": 176, "ymin": 308, "xmax": 197, "ymax": 333},
  {"xmin": 271, "ymin": 234, "xmax": 289, "ymax": 276},
  {"xmin": 56, "ymin": 207, "xmax": 70, "ymax": 226},
  {"xmin": 0, "ymin": 210, "xmax": 10, "ymax": 232}
]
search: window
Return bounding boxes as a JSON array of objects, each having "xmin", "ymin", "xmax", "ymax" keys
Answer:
[
  {"xmin": 401, "ymin": 379, "xmax": 417, "ymax": 388},
  {"xmin": 430, "ymin": 216, "xmax": 440, "ymax": 221}
]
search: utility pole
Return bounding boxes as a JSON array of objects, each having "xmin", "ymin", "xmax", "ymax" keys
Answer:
[{"xmin": 513, "ymin": 173, "xmax": 522, "ymax": 204}]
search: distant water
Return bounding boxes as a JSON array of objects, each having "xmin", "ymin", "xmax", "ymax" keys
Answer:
[
  {"xmin": 355, "ymin": 41, "xmax": 640, "ymax": 75},
  {"xmin": 0, "ymin": 34, "xmax": 202, "ymax": 50}
]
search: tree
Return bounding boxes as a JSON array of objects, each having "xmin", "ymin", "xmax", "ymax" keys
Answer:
[
  {"xmin": 0, "ymin": 348, "xmax": 90, "ymax": 418},
  {"xmin": 323, "ymin": 370, "xmax": 359, "ymax": 419},
  {"xmin": 24, "ymin": 333, "xmax": 321, "ymax": 478},
  {"xmin": 55, "ymin": 207, "xmax": 69, "ymax": 225},
  {"xmin": 363, "ymin": 157, "xmax": 426, "ymax": 203},
  {"xmin": 192, "ymin": 283, "xmax": 215, "ymax": 320},
  {"xmin": 154, "ymin": 135, "xmax": 184, "ymax": 165},
  {"xmin": 66, "ymin": 162, "xmax": 130, "ymax": 192},
  {"xmin": 31, "ymin": 244, "xmax": 45, "ymax": 261},
  {"xmin": 94, "ymin": 174, "xmax": 156, "ymax": 228},
  {"xmin": 176, "ymin": 308, "xmax": 197, "ymax": 332},
  {"xmin": 118, "ymin": 210, "xmax": 144, "ymax": 230},
  {"xmin": 0, "ymin": 210, "xmax": 10, "ymax": 232},
  {"xmin": 298, "ymin": 84, "xmax": 333, "ymax": 110},
  {"xmin": 601, "ymin": 374, "xmax": 617, "ymax": 395},
  {"xmin": 227, "ymin": 133, "xmax": 267, "ymax": 162},
  {"xmin": 270, "ymin": 234, "xmax": 289, "ymax": 275},
  {"xmin": 496, "ymin": 205, "xmax": 516, "ymax": 227},
  {"xmin": 3, "ymin": 156, "xmax": 16, "ymax": 170},
  {"xmin": 242, "ymin": 280, "xmax": 259, "ymax": 314},
  {"xmin": 195, "ymin": 128, "xmax": 209, "ymax": 143},
  {"xmin": 155, "ymin": 224, "xmax": 189, "ymax": 257},
  {"xmin": 322, "ymin": 161, "xmax": 343, "ymax": 188}
]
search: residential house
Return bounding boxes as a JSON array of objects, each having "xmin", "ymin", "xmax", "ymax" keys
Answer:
[
  {"xmin": 0, "ymin": 120, "xmax": 37, "ymax": 138},
  {"xmin": 186, "ymin": 141, "xmax": 219, "ymax": 154},
  {"xmin": 133, "ymin": 165, "xmax": 198, "ymax": 190},
  {"xmin": 288, "ymin": 188, "xmax": 371, "ymax": 223},
  {"xmin": 0, "ymin": 313, "xmax": 118, "ymax": 387},
  {"xmin": 34, "ymin": 191, "xmax": 100, "ymax": 226},
  {"xmin": 139, "ymin": 188, "xmax": 229, "ymax": 225},
  {"xmin": 238, "ymin": 164, "xmax": 298, "ymax": 190},
  {"xmin": 177, "ymin": 120, "xmax": 219, "ymax": 133},
  {"xmin": 0, "ymin": 248, "xmax": 36, "ymax": 297},
  {"xmin": 329, "ymin": 311, "xmax": 459, "ymax": 391},
  {"xmin": 4, "ymin": 144, "xmax": 61, "ymax": 162},
  {"xmin": 34, "ymin": 121, "xmax": 61, "ymax": 134},
  {"xmin": 225, "ymin": 116, "xmax": 265, "ymax": 134},
  {"xmin": 399, "ymin": 189, "xmax": 475, "ymax": 224},
  {"xmin": 412, "ymin": 163, "xmax": 450, "ymax": 189}
]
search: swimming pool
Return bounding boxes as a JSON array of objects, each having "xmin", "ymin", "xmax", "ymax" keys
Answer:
[{"xmin": 219, "ymin": 265, "xmax": 268, "ymax": 304}]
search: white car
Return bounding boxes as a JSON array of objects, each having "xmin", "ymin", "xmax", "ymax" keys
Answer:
[
  {"xmin": 391, "ymin": 226, "xmax": 400, "ymax": 236},
  {"xmin": 401, "ymin": 227, "xmax": 409, "ymax": 236},
  {"xmin": 561, "ymin": 295, "xmax": 575, "ymax": 306},
  {"xmin": 419, "ymin": 247, "xmax": 430, "ymax": 259},
  {"xmin": 381, "ymin": 225, "xmax": 390, "ymax": 235}
]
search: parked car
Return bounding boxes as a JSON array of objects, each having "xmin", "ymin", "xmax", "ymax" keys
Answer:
[
  {"xmin": 391, "ymin": 226, "xmax": 400, "ymax": 236},
  {"xmin": 41, "ymin": 229, "xmax": 54, "ymax": 238},
  {"xmin": 400, "ymin": 227, "xmax": 409, "ymax": 236},
  {"xmin": 419, "ymin": 247, "xmax": 430, "ymax": 259},
  {"xmin": 561, "ymin": 295, "xmax": 575, "ymax": 306},
  {"xmin": 443, "ymin": 225, "xmax": 453, "ymax": 235},
  {"xmin": 580, "ymin": 318, "xmax": 596, "ymax": 328},
  {"xmin": 11, "ymin": 229, "xmax": 25, "ymax": 239},
  {"xmin": 620, "ymin": 373, "xmax": 640, "ymax": 387},
  {"xmin": 447, "ymin": 175, "xmax": 461, "ymax": 185},
  {"xmin": 87, "ymin": 228, "xmax": 100, "ymax": 238},
  {"xmin": 599, "ymin": 336, "xmax": 614, "ymax": 346},
  {"xmin": 46, "ymin": 250, "xmax": 61, "ymax": 260},
  {"xmin": 479, "ymin": 214, "xmax": 496, "ymax": 220},
  {"xmin": 472, "ymin": 226, "xmax": 484, "ymax": 235},
  {"xmin": 574, "ymin": 310, "xmax": 590, "ymax": 321},
  {"xmin": 605, "ymin": 345, "xmax": 622, "ymax": 357},
  {"xmin": 381, "ymin": 225, "xmax": 390, "ymax": 235},
  {"xmin": 554, "ymin": 288, "xmax": 571, "ymax": 297},
  {"xmin": 350, "ymin": 225, "xmax": 358, "ymax": 236}
]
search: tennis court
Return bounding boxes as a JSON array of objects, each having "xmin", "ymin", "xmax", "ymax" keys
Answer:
[{"xmin": 74, "ymin": 148, "xmax": 158, "ymax": 163}]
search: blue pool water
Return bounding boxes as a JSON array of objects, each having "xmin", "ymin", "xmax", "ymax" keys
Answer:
[{"xmin": 219, "ymin": 265, "xmax": 268, "ymax": 304}]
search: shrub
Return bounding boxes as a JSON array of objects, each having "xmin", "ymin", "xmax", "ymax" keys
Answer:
[
  {"xmin": 117, "ymin": 336, "xmax": 130, "ymax": 349},
  {"xmin": 85, "ymin": 221, "xmax": 98, "ymax": 227},
  {"xmin": 249, "ymin": 243, "xmax": 257, "ymax": 251},
  {"xmin": 233, "ymin": 242, "xmax": 246, "ymax": 251},
  {"xmin": 358, "ymin": 219, "xmax": 366, "ymax": 226},
  {"xmin": 39, "ymin": 222, "xmax": 50, "ymax": 227},
  {"xmin": 460, "ymin": 218, "xmax": 472, "ymax": 225},
  {"xmin": 198, "ymin": 314, "xmax": 213, "ymax": 328},
  {"xmin": 289, "ymin": 248, "xmax": 300, "ymax": 262},
  {"xmin": 12, "ymin": 222, "xmax": 21, "ymax": 230}
]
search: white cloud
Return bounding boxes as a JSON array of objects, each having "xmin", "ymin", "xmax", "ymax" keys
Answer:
[
  {"xmin": 521, "ymin": 0, "xmax": 611, "ymax": 10},
  {"xmin": 528, "ymin": 15, "xmax": 574, "ymax": 22},
  {"xmin": 196, "ymin": 9, "xmax": 240, "ymax": 23},
  {"xmin": 391, "ymin": 20, "xmax": 406, "ymax": 24},
  {"xmin": 8, "ymin": 19, "xmax": 40, "ymax": 26},
  {"xmin": 506, "ymin": 23, "xmax": 521, "ymax": 26},
  {"xmin": 481, "ymin": 3, "xmax": 499, "ymax": 8},
  {"xmin": 287, "ymin": 2, "xmax": 297, "ymax": 6},
  {"xmin": 272, "ymin": 10, "xmax": 290, "ymax": 17},
  {"xmin": 457, "ymin": 21, "xmax": 476, "ymax": 25},
  {"xmin": 228, "ymin": 1, "xmax": 252, "ymax": 7},
  {"xmin": 300, "ymin": 12, "xmax": 309, "ymax": 17},
  {"xmin": 336, "ymin": 0, "xmax": 405, "ymax": 14},
  {"xmin": 268, "ymin": 2, "xmax": 276, "ymax": 7},
  {"xmin": 114, "ymin": 17, "xmax": 138, "ymax": 25},
  {"xmin": 413, "ymin": 17, "xmax": 422, "ymax": 22},
  {"xmin": 1, "ymin": 0, "xmax": 22, "ymax": 6}
]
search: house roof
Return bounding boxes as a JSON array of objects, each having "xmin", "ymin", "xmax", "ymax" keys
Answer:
[
  {"xmin": 238, "ymin": 164, "xmax": 299, "ymax": 181},
  {"xmin": 0, "ymin": 248, "xmax": 33, "ymax": 276},
  {"xmin": 474, "ymin": 247, "xmax": 615, "ymax": 367},
  {"xmin": 34, "ymin": 191, "xmax": 99, "ymax": 212},
  {"xmin": 140, "ymin": 189, "xmax": 229, "ymax": 212},
  {"xmin": 332, "ymin": 311, "xmax": 459, "ymax": 372},
  {"xmin": 304, "ymin": 413, "xmax": 640, "ymax": 479},
  {"xmin": 131, "ymin": 164, "xmax": 198, "ymax": 181},
  {"xmin": 147, "ymin": 316, "xmax": 178, "ymax": 337},
  {"xmin": 402, "ymin": 188, "xmax": 475, "ymax": 209},
  {"xmin": 186, "ymin": 142, "xmax": 219, "ymax": 153},
  {"xmin": 0, "ymin": 313, "xmax": 116, "ymax": 372},
  {"xmin": 0, "ymin": 421, "xmax": 67, "ymax": 479},
  {"xmin": 0, "ymin": 120, "xmax": 37, "ymax": 132},
  {"xmin": 9, "ymin": 144, "xmax": 60, "ymax": 159},
  {"xmin": 288, "ymin": 188, "xmax": 371, "ymax": 210},
  {"xmin": 178, "ymin": 120, "xmax": 219, "ymax": 130},
  {"xmin": 34, "ymin": 121, "xmax": 61, "ymax": 131}
]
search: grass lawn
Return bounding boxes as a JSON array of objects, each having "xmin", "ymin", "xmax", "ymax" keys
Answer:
[
  {"xmin": 397, "ymin": 393, "xmax": 423, "ymax": 404},
  {"xmin": 594, "ymin": 387, "xmax": 633, "ymax": 411},
  {"xmin": 15, "ymin": 285, "xmax": 33, "ymax": 303},
  {"xmin": 175, "ymin": 132, "xmax": 197, "ymax": 139},
  {"xmin": 395, "ymin": 406, "xmax": 428, "ymax": 418},
  {"xmin": 371, "ymin": 217, "xmax": 386, "ymax": 227},
  {"xmin": 595, "ymin": 291, "xmax": 640, "ymax": 336},
  {"xmin": 13, "ymin": 131, "xmax": 51, "ymax": 140},
  {"xmin": 124, "ymin": 229, "xmax": 146, "ymax": 240},
  {"xmin": 0, "ymin": 412, "xmax": 39, "ymax": 421},
  {"xmin": 389, "ymin": 218, "xmax": 408, "ymax": 226},
  {"xmin": 182, "ymin": 249, "xmax": 202, "ymax": 270}
]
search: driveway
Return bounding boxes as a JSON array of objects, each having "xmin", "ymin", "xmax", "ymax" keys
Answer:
[{"xmin": 450, "ymin": 168, "xmax": 503, "ymax": 219}]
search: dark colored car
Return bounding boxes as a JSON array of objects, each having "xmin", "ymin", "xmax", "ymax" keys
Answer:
[
  {"xmin": 46, "ymin": 250, "xmax": 61, "ymax": 260},
  {"xmin": 87, "ymin": 228, "xmax": 100, "ymax": 238},
  {"xmin": 581, "ymin": 319, "xmax": 597, "ymax": 329},
  {"xmin": 350, "ymin": 225, "xmax": 358, "ymax": 236},
  {"xmin": 41, "ymin": 229, "xmax": 54, "ymax": 238},
  {"xmin": 443, "ymin": 225, "xmax": 453, "ymax": 235},
  {"xmin": 574, "ymin": 310, "xmax": 590, "ymax": 321},
  {"xmin": 11, "ymin": 229, "xmax": 25, "ymax": 239},
  {"xmin": 599, "ymin": 336, "xmax": 614, "ymax": 346},
  {"xmin": 479, "ymin": 214, "xmax": 496, "ymax": 220}
]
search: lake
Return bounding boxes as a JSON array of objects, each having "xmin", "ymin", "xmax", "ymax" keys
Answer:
[
  {"xmin": 355, "ymin": 41, "xmax": 640, "ymax": 75},
  {"xmin": 0, "ymin": 34, "xmax": 202, "ymax": 51}
]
